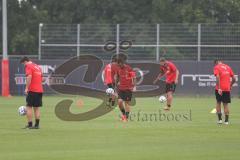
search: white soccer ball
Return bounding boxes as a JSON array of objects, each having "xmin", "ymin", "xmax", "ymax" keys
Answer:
[
  {"xmin": 106, "ymin": 88, "xmax": 115, "ymax": 95},
  {"xmin": 18, "ymin": 106, "xmax": 27, "ymax": 116},
  {"xmin": 159, "ymin": 96, "xmax": 167, "ymax": 103}
]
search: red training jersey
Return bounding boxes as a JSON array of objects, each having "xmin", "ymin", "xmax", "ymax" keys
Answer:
[
  {"xmin": 103, "ymin": 63, "xmax": 119, "ymax": 85},
  {"xmin": 160, "ymin": 61, "xmax": 178, "ymax": 84},
  {"xmin": 25, "ymin": 62, "xmax": 43, "ymax": 93},
  {"xmin": 213, "ymin": 63, "xmax": 234, "ymax": 91},
  {"xmin": 117, "ymin": 64, "xmax": 136, "ymax": 91}
]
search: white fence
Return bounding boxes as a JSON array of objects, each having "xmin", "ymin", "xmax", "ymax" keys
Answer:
[{"xmin": 39, "ymin": 24, "xmax": 240, "ymax": 61}]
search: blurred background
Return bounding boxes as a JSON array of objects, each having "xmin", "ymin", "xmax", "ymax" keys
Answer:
[
  {"xmin": 1, "ymin": 0, "xmax": 240, "ymax": 60},
  {"xmin": 0, "ymin": 0, "xmax": 240, "ymax": 96}
]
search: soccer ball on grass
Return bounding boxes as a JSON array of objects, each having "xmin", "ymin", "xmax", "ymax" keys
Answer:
[
  {"xmin": 159, "ymin": 96, "xmax": 167, "ymax": 103},
  {"xmin": 106, "ymin": 88, "xmax": 115, "ymax": 95},
  {"xmin": 18, "ymin": 106, "xmax": 26, "ymax": 116}
]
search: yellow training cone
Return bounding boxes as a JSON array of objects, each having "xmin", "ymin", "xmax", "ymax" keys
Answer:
[{"xmin": 210, "ymin": 108, "xmax": 216, "ymax": 114}]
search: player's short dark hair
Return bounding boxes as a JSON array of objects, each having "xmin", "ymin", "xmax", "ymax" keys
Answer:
[
  {"xmin": 20, "ymin": 57, "xmax": 30, "ymax": 63},
  {"xmin": 117, "ymin": 57, "xmax": 124, "ymax": 64},
  {"xmin": 111, "ymin": 54, "xmax": 118, "ymax": 62},
  {"xmin": 115, "ymin": 53, "xmax": 128, "ymax": 65},
  {"xmin": 214, "ymin": 59, "xmax": 221, "ymax": 65},
  {"xmin": 118, "ymin": 53, "xmax": 127, "ymax": 62},
  {"xmin": 159, "ymin": 57, "xmax": 166, "ymax": 62}
]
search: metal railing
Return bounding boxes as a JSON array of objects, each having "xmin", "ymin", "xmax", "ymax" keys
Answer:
[{"xmin": 39, "ymin": 24, "xmax": 240, "ymax": 61}]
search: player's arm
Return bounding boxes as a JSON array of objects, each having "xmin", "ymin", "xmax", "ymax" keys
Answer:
[
  {"xmin": 153, "ymin": 71, "xmax": 165, "ymax": 84},
  {"xmin": 133, "ymin": 77, "xmax": 136, "ymax": 86},
  {"xmin": 213, "ymin": 67, "xmax": 222, "ymax": 94},
  {"xmin": 230, "ymin": 69, "xmax": 236, "ymax": 88},
  {"xmin": 216, "ymin": 75, "xmax": 220, "ymax": 88},
  {"xmin": 25, "ymin": 66, "xmax": 32, "ymax": 94},
  {"xmin": 132, "ymin": 77, "xmax": 137, "ymax": 91},
  {"xmin": 131, "ymin": 71, "xmax": 137, "ymax": 91},
  {"xmin": 25, "ymin": 75, "xmax": 32, "ymax": 94},
  {"xmin": 215, "ymin": 74, "xmax": 222, "ymax": 94},
  {"xmin": 102, "ymin": 66, "xmax": 107, "ymax": 82},
  {"xmin": 231, "ymin": 76, "xmax": 236, "ymax": 87},
  {"xmin": 175, "ymin": 69, "xmax": 179, "ymax": 84}
]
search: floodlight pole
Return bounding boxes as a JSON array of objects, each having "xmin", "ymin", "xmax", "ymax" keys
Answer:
[
  {"xmin": 116, "ymin": 24, "xmax": 120, "ymax": 54},
  {"xmin": 2, "ymin": 0, "xmax": 8, "ymax": 60},
  {"xmin": 197, "ymin": 24, "xmax": 201, "ymax": 62},
  {"xmin": 156, "ymin": 24, "xmax": 160, "ymax": 62},
  {"xmin": 38, "ymin": 23, "xmax": 43, "ymax": 60},
  {"xmin": 2, "ymin": 0, "xmax": 10, "ymax": 96}
]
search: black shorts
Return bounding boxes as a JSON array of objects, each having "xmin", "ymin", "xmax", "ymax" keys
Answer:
[
  {"xmin": 26, "ymin": 91, "xmax": 43, "ymax": 107},
  {"xmin": 215, "ymin": 90, "xmax": 231, "ymax": 103},
  {"xmin": 166, "ymin": 83, "xmax": 176, "ymax": 93},
  {"xmin": 118, "ymin": 90, "xmax": 132, "ymax": 101},
  {"xmin": 107, "ymin": 83, "xmax": 115, "ymax": 89}
]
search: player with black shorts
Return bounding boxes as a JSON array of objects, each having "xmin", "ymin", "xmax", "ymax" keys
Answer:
[
  {"xmin": 153, "ymin": 58, "xmax": 179, "ymax": 111},
  {"xmin": 20, "ymin": 57, "xmax": 44, "ymax": 129},
  {"xmin": 103, "ymin": 55, "xmax": 119, "ymax": 106},
  {"xmin": 213, "ymin": 60, "xmax": 236, "ymax": 125},
  {"xmin": 116, "ymin": 58, "xmax": 136, "ymax": 122}
]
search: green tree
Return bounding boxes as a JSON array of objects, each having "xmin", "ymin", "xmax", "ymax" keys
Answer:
[{"xmin": 3, "ymin": 0, "xmax": 240, "ymax": 56}]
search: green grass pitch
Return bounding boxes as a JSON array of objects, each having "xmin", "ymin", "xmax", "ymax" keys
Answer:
[{"xmin": 0, "ymin": 96, "xmax": 240, "ymax": 160}]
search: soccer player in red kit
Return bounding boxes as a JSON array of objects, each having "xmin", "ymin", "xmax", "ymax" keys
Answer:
[
  {"xmin": 116, "ymin": 58, "xmax": 136, "ymax": 122},
  {"xmin": 153, "ymin": 58, "xmax": 179, "ymax": 111},
  {"xmin": 103, "ymin": 55, "xmax": 119, "ymax": 106},
  {"xmin": 213, "ymin": 59, "xmax": 236, "ymax": 125},
  {"xmin": 20, "ymin": 57, "xmax": 44, "ymax": 129}
]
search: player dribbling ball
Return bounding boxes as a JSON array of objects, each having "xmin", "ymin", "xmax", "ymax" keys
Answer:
[{"xmin": 20, "ymin": 57, "xmax": 44, "ymax": 129}]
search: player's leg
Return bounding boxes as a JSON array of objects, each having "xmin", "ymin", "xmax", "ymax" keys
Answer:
[
  {"xmin": 118, "ymin": 98, "xmax": 126, "ymax": 120},
  {"xmin": 106, "ymin": 84, "xmax": 111, "ymax": 106},
  {"xmin": 26, "ymin": 106, "xmax": 33, "ymax": 128},
  {"xmin": 164, "ymin": 83, "xmax": 176, "ymax": 111},
  {"xmin": 123, "ymin": 90, "xmax": 132, "ymax": 120},
  {"xmin": 216, "ymin": 102, "xmax": 222, "ymax": 123},
  {"xmin": 111, "ymin": 91, "xmax": 116, "ymax": 106},
  {"xmin": 31, "ymin": 92, "xmax": 42, "ymax": 129},
  {"xmin": 124, "ymin": 101, "xmax": 130, "ymax": 120},
  {"xmin": 25, "ymin": 92, "xmax": 33, "ymax": 128},
  {"xmin": 215, "ymin": 90, "xmax": 223, "ymax": 124},
  {"xmin": 118, "ymin": 90, "xmax": 126, "ymax": 115},
  {"xmin": 166, "ymin": 91, "xmax": 173, "ymax": 108},
  {"xmin": 110, "ymin": 83, "xmax": 116, "ymax": 106},
  {"xmin": 118, "ymin": 98, "xmax": 125, "ymax": 112},
  {"xmin": 111, "ymin": 95, "xmax": 115, "ymax": 106},
  {"xmin": 223, "ymin": 103, "xmax": 229, "ymax": 124},
  {"xmin": 222, "ymin": 91, "xmax": 231, "ymax": 124},
  {"xmin": 106, "ymin": 83, "xmax": 115, "ymax": 106},
  {"xmin": 118, "ymin": 90, "xmax": 133, "ymax": 121},
  {"xmin": 33, "ymin": 107, "xmax": 40, "ymax": 128}
]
